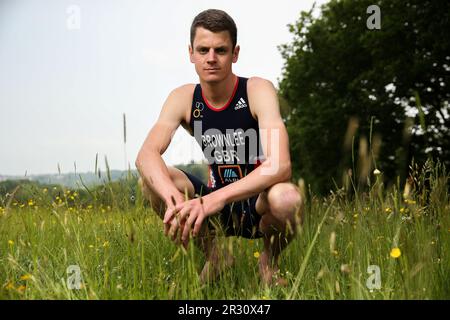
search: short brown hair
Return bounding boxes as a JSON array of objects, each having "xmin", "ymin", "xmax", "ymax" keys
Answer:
[{"xmin": 190, "ymin": 9, "xmax": 237, "ymax": 49}]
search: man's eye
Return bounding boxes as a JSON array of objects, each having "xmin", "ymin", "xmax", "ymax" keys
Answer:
[{"xmin": 199, "ymin": 48, "xmax": 208, "ymax": 54}]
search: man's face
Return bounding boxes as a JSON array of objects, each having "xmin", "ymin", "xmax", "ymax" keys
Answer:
[{"xmin": 189, "ymin": 27, "xmax": 239, "ymax": 83}]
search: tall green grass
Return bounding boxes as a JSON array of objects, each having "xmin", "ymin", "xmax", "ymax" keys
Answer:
[{"xmin": 0, "ymin": 160, "xmax": 448, "ymax": 299}]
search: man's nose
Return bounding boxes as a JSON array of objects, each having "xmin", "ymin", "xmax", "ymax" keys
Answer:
[{"xmin": 207, "ymin": 49, "xmax": 217, "ymax": 63}]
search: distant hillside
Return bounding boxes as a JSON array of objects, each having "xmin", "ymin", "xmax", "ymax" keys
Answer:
[
  {"xmin": 0, "ymin": 163, "xmax": 208, "ymax": 189},
  {"xmin": 0, "ymin": 170, "xmax": 132, "ymax": 189}
]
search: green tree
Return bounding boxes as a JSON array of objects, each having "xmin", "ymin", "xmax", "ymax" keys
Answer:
[{"xmin": 279, "ymin": 0, "xmax": 450, "ymax": 194}]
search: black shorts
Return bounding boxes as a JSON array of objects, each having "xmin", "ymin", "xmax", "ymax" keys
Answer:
[{"xmin": 179, "ymin": 169, "xmax": 264, "ymax": 239}]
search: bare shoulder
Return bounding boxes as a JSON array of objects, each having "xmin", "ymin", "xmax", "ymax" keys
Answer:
[
  {"xmin": 167, "ymin": 83, "xmax": 196, "ymax": 104},
  {"xmin": 171, "ymin": 83, "xmax": 195, "ymax": 95},
  {"xmin": 247, "ymin": 77, "xmax": 279, "ymax": 120},
  {"xmin": 247, "ymin": 76, "xmax": 276, "ymax": 93},
  {"xmin": 160, "ymin": 83, "xmax": 195, "ymax": 124}
]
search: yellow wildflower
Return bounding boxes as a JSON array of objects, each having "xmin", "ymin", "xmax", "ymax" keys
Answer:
[
  {"xmin": 390, "ymin": 247, "xmax": 401, "ymax": 259},
  {"xmin": 4, "ymin": 281, "xmax": 15, "ymax": 290},
  {"xmin": 103, "ymin": 241, "xmax": 110, "ymax": 248},
  {"xmin": 253, "ymin": 251, "xmax": 260, "ymax": 259},
  {"xmin": 43, "ymin": 188, "xmax": 48, "ymax": 193},
  {"xmin": 16, "ymin": 285, "xmax": 26, "ymax": 293},
  {"xmin": 8, "ymin": 240, "xmax": 14, "ymax": 246},
  {"xmin": 385, "ymin": 207, "xmax": 392, "ymax": 214},
  {"xmin": 20, "ymin": 274, "xmax": 32, "ymax": 281}
]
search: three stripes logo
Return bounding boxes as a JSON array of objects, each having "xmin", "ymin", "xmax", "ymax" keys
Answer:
[{"xmin": 234, "ymin": 97, "xmax": 248, "ymax": 110}]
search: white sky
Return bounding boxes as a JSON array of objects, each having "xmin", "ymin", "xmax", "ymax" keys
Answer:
[{"xmin": 0, "ymin": 0, "xmax": 328, "ymax": 176}]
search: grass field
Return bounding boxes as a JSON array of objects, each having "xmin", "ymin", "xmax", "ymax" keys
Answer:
[{"xmin": 0, "ymin": 163, "xmax": 449, "ymax": 300}]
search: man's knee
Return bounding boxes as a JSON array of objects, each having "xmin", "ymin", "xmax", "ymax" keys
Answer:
[
  {"xmin": 166, "ymin": 166, "xmax": 195, "ymax": 197},
  {"xmin": 138, "ymin": 166, "xmax": 188, "ymax": 197},
  {"xmin": 267, "ymin": 183, "xmax": 303, "ymax": 225},
  {"xmin": 138, "ymin": 176, "xmax": 154, "ymax": 199},
  {"xmin": 137, "ymin": 176, "xmax": 145, "ymax": 189},
  {"xmin": 137, "ymin": 167, "xmax": 195, "ymax": 210},
  {"xmin": 137, "ymin": 175, "xmax": 166, "ymax": 217}
]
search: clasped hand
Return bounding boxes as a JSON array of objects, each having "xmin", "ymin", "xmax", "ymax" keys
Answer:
[{"xmin": 163, "ymin": 193, "xmax": 224, "ymax": 247}]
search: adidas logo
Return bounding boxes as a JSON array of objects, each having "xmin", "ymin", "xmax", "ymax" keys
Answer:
[
  {"xmin": 234, "ymin": 98, "xmax": 248, "ymax": 110},
  {"xmin": 224, "ymin": 169, "xmax": 239, "ymax": 178}
]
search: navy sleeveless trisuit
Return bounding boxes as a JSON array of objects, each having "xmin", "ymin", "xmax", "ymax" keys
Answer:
[{"xmin": 180, "ymin": 76, "xmax": 265, "ymax": 239}]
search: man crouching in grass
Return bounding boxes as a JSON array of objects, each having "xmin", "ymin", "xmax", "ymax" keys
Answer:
[{"xmin": 135, "ymin": 9, "xmax": 303, "ymax": 286}]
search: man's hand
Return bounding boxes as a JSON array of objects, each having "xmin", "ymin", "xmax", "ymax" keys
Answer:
[
  {"xmin": 163, "ymin": 193, "xmax": 225, "ymax": 247},
  {"xmin": 163, "ymin": 193, "xmax": 187, "ymax": 242}
]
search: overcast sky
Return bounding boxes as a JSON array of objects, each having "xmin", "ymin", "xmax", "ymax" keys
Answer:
[{"xmin": 0, "ymin": 0, "xmax": 328, "ymax": 176}]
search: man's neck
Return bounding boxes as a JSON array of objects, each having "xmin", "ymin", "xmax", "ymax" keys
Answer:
[{"xmin": 200, "ymin": 73, "xmax": 237, "ymax": 108}]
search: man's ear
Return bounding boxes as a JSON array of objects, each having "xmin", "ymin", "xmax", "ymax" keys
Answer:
[
  {"xmin": 232, "ymin": 45, "xmax": 240, "ymax": 63},
  {"xmin": 189, "ymin": 45, "xmax": 194, "ymax": 63}
]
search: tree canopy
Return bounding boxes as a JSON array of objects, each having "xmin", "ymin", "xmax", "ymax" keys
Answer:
[{"xmin": 279, "ymin": 0, "xmax": 450, "ymax": 194}]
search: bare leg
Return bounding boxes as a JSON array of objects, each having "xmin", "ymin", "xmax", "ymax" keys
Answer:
[
  {"xmin": 197, "ymin": 235, "xmax": 235, "ymax": 284},
  {"xmin": 255, "ymin": 183, "xmax": 303, "ymax": 286},
  {"xmin": 138, "ymin": 168, "xmax": 234, "ymax": 283},
  {"xmin": 259, "ymin": 229, "xmax": 295, "ymax": 286}
]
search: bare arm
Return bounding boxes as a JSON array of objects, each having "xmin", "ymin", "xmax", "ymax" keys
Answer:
[{"xmin": 135, "ymin": 85, "xmax": 193, "ymax": 205}]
